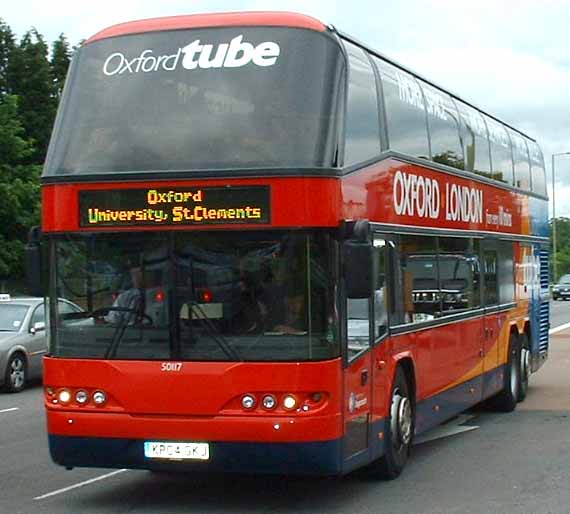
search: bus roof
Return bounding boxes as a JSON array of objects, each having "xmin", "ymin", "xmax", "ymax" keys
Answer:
[{"xmin": 85, "ymin": 11, "xmax": 327, "ymax": 45}]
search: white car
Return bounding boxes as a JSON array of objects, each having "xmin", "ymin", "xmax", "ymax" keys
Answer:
[{"xmin": 0, "ymin": 295, "xmax": 83, "ymax": 393}]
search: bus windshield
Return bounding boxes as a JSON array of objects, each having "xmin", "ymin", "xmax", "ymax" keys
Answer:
[
  {"xmin": 51, "ymin": 231, "xmax": 338, "ymax": 362},
  {"xmin": 44, "ymin": 27, "xmax": 342, "ymax": 176}
]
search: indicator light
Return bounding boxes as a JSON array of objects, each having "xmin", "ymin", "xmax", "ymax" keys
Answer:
[
  {"xmin": 58, "ymin": 389, "xmax": 71, "ymax": 403},
  {"xmin": 282, "ymin": 395, "xmax": 297, "ymax": 410}
]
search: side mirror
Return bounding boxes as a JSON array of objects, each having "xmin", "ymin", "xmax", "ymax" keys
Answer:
[
  {"xmin": 25, "ymin": 226, "xmax": 43, "ymax": 297},
  {"xmin": 31, "ymin": 321, "xmax": 46, "ymax": 334},
  {"xmin": 343, "ymin": 242, "xmax": 373, "ymax": 299}
]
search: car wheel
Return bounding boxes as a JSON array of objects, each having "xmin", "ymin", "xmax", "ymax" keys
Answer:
[
  {"xmin": 487, "ymin": 335, "xmax": 519, "ymax": 412},
  {"xmin": 4, "ymin": 353, "xmax": 27, "ymax": 393},
  {"xmin": 368, "ymin": 366, "xmax": 414, "ymax": 480}
]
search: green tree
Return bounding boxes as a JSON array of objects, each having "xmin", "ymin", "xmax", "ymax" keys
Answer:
[
  {"xmin": 0, "ymin": 21, "xmax": 72, "ymax": 285},
  {"xmin": 7, "ymin": 29, "xmax": 56, "ymax": 163},
  {"xmin": 51, "ymin": 33, "xmax": 71, "ymax": 100},
  {"xmin": 0, "ymin": 95, "xmax": 40, "ymax": 279},
  {"xmin": 0, "ymin": 18, "xmax": 15, "ymax": 95},
  {"xmin": 551, "ymin": 217, "xmax": 570, "ymax": 281}
]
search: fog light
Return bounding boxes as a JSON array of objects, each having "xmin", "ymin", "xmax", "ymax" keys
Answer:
[
  {"xmin": 58, "ymin": 389, "xmax": 71, "ymax": 403},
  {"xmin": 241, "ymin": 394, "xmax": 256, "ymax": 410},
  {"xmin": 282, "ymin": 395, "xmax": 297, "ymax": 410},
  {"xmin": 75, "ymin": 390, "xmax": 88, "ymax": 404},
  {"xmin": 262, "ymin": 395, "xmax": 277, "ymax": 410},
  {"xmin": 93, "ymin": 390, "xmax": 107, "ymax": 405}
]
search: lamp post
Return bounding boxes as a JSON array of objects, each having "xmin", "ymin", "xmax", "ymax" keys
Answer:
[{"xmin": 552, "ymin": 152, "xmax": 570, "ymax": 283}]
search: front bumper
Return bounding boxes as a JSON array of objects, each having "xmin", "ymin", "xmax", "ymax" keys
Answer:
[{"xmin": 48, "ymin": 434, "xmax": 343, "ymax": 475}]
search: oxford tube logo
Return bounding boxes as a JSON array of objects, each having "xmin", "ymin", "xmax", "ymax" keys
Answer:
[{"xmin": 102, "ymin": 35, "xmax": 281, "ymax": 76}]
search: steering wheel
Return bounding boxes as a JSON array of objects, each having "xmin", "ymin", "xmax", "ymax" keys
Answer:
[{"xmin": 92, "ymin": 306, "xmax": 154, "ymax": 326}]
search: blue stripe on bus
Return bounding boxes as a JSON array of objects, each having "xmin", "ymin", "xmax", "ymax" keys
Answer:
[
  {"xmin": 48, "ymin": 435, "xmax": 343, "ymax": 475},
  {"xmin": 415, "ymin": 366, "xmax": 505, "ymax": 435}
]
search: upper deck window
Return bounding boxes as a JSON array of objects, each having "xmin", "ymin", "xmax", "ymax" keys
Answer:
[
  {"xmin": 44, "ymin": 28, "xmax": 343, "ymax": 176},
  {"xmin": 343, "ymin": 42, "xmax": 381, "ymax": 166},
  {"xmin": 485, "ymin": 116, "xmax": 513, "ymax": 184},
  {"xmin": 419, "ymin": 81, "xmax": 464, "ymax": 171},
  {"xmin": 456, "ymin": 103, "xmax": 492, "ymax": 177},
  {"xmin": 510, "ymin": 131, "xmax": 531, "ymax": 190},
  {"xmin": 374, "ymin": 58, "xmax": 430, "ymax": 160},
  {"xmin": 528, "ymin": 141, "xmax": 547, "ymax": 196}
]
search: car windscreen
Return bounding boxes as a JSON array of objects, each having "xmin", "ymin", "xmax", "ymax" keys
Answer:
[
  {"xmin": 44, "ymin": 27, "xmax": 343, "ymax": 176},
  {"xmin": 0, "ymin": 304, "xmax": 29, "ymax": 332}
]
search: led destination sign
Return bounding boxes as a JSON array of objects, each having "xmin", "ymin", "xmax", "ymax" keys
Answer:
[{"xmin": 80, "ymin": 186, "xmax": 270, "ymax": 227}]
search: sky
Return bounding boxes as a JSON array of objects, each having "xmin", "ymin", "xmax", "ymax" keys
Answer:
[{"xmin": 2, "ymin": 0, "xmax": 569, "ymax": 215}]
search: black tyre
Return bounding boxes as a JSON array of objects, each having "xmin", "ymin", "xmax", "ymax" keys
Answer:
[
  {"xmin": 369, "ymin": 366, "xmax": 414, "ymax": 480},
  {"xmin": 3, "ymin": 352, "xmax": 27, "ymax": 393},
  {"xmin": 517, "ymin": 334, "xmax": 530, "ymax": 402},
  {"xmin": 487, "ymin": 335, "xmax": 519, "ymax": 412}
]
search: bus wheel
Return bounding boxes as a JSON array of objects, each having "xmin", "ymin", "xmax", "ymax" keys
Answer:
[
  {"xmin": 517, "ymin": 334, "xmax": 530, "ymax": 402},
  {"xmin": 369, "ymin": 366, "xmax": 413, "ymax": 480},
  {"xmin": 488, "ymin": 335, "xmax": 520, "ymax": 412},
  {"xmin": 4, "ymin": 353, "xmax": 27, "ymax": 393}
]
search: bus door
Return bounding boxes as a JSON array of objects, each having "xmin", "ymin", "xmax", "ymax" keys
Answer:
[
  {"xmin": 342, "ymin": 239, "xmax": 374, "ymax": 468},
  {"xmin": 342, "ymin": 236, "xmax": 392, "ymax": 469}
]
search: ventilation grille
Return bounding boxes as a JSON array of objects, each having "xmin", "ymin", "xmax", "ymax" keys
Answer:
[
  {"xmin": 539, "ymin": 250, "xmax": 549, "ymax": 291},
  {"xmin": 538, "ymin": 301, "xmax": 549, "ymax": 353}
]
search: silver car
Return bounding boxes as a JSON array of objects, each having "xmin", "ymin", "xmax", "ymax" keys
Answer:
[{"xmin": 0, "ymin": 295, "xmax": 83, "ymax": 393}]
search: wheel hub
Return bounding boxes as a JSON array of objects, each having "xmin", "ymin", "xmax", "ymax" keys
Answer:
[
  {"xmin": 520, "ymin": 347, "xmax": 530, "ymax": 381},
  {"xmin": 390, "ymin": 391, "xmax": 413, "ymax": 447},
  {"xmin": 10, "ymin": 358, "xmax": 25, "ymax": 389}
]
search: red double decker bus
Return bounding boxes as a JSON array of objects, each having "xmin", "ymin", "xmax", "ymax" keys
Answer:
[{"xmin": 38, "ymin": 12, "xmax": 549, "ymax": 478}]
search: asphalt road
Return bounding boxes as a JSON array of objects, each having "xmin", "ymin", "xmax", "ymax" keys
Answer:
[{"xmin": 1, "ymin": 303, "xmax": 569, "ymax": 514}]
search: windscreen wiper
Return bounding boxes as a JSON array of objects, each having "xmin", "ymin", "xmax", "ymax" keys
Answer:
[
  {"xmin": 189, "ymin": 301, "xmax": 242, "ymax": 361},
  {"xmin": 62, "ymin": 306, "xmax": 141, "ymax": 359}
]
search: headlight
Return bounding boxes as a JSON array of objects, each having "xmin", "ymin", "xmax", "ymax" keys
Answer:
[
  {"xmin": 241, "ymin": 394, "xmax": 256, "ymax": 410},
  {"xmin": 75, "ymin": 390, "xmax": 89, "ymax": 404},
  {"xmin": 92, "ymin": 390, "xmax": 107, "ymax": 405},
  {"xmin": 262, "ymin": 395, "xmax": 277, "ymax": 410}
]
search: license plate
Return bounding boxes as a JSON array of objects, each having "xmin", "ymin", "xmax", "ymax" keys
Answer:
[{"xmin": 144, "ymin": 441, "xmax": 210, "ymax": 460}]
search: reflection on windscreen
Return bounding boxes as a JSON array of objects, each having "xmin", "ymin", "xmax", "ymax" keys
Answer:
[
  {"xmin": 53, "ymin": 231, "xmax": 338, "ymax": 362},
  {"xmin": 44, "ymin": 27, "xmax": 341, "ymax": 175}
]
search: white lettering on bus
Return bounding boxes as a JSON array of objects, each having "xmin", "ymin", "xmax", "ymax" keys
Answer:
[
  {"xmin": 445, "ymin": 183, "xmax": 483, "ymax": 223},
  {"xmin": 393, "ymin": 170, "xmax": 440, "ymax": 219},
  {"xmin": 102, "ymin": 35, "xmax": 280, "ymax": 76},
  {"xmin": 396, "ymin": 72, "xmax": 423, "ymax": 110},
  {"xmin": 423, "ymin": 89, "xmax": 448, "ymax": 121}
]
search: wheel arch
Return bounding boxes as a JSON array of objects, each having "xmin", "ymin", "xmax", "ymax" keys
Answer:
[{"xmin": 392, "ymin": 355, "xmax": 417, "ymax": 409}]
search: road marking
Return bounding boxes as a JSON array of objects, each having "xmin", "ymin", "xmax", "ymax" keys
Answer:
[
  {"xmin": 34, "ymin": 469, "xmax": 128, "ymax": 500},
  {"xmin": 0, "ymin": 407, "xmax": 19, "ymax": 413},
  {"xmin": 549, "ymin": 321, "xmax": 570, "ymax": 335}
]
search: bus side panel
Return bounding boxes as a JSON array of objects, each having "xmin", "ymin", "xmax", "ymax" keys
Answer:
[{"xmin": 386, "ymin": 316, "xmax": 486, "ymax": 436}]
